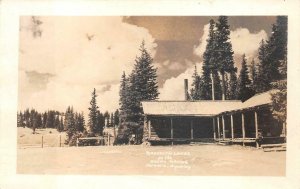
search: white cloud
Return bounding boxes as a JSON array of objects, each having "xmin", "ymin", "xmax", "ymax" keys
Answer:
[
  {"xmin": 193, "ymin": 24, "xmax": 210, "ymax": 58},
  {"xmin": 19, "ymin": 16, "xmax": 157, "ymax": 114},
  {"xmin": 230, "ymin": 28, "xmax": 267, "ymax": 56},
  {"xmin": 193, "ymin": 25, "xmax": 268, "ymax": 59},
  {"xmin": 159, "ymin": 62, "xmax": 202, "ymax": 100}
]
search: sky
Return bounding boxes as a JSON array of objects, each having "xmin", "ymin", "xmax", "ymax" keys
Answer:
[{"xmin": 18, "ymin": 16, "xmax": 276, "ymax": 115}]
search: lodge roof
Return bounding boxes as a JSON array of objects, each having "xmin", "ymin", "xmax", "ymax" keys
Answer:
[
  {"xmin": 236, "ymin": 90, "xmax": 273, "ymax": 111},
  {"xmin": 142, "ymin": 91, "xmax": 274, "ymax": 116}
]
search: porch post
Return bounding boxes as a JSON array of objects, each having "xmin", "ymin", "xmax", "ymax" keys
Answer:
[
  {"xmin": 283, "ymin": 122, "xmax": 286, "ymax": 143},
  {"xmin": 222, "ymin": 115, "xmax": 225, "ymax": 139},
  {"xmin": 254, "ymin": 111, "xmax": 259, "ymax": 148},
  {"xmin": 242, "ymin": 113, "xmax": 245, "ymax": 146},
  {"xmin": 217, "ymin": 116, "xmax": 220, "ymax": 140},
  {"xmin": 191, "ymin": 119, "xmax": 194, "ymax": 140},
  {"xmin": 283, "ymin": 122, "xmax": 286, "ymax": 137},
  {"xmin": 231, "ymin": 114, "xmax": 234, "ymax": 140},
  {"xmin": 144, "ymin": 115, "xmax": 148, "ymax": 139},
  {"xmin": 171, "ymin": 117, "xmax": 173, "ymax": 145},
  {"xmin": 213, "ymin": 117, "xmax": 216, "ymax": 140},
  {"xmin": 148, "ymin": 119, "xmax": 151, "ymax": 139}
]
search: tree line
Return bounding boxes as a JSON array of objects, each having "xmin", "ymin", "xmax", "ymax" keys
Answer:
[
  {"xmin": 17, "ymin": 109, "xmax": 63, "ymax": 133},
  {"xmin": 17, "ymin": 104, "xmax": 120, "ymax": 145}
]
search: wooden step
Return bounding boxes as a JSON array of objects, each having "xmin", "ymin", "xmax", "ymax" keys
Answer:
[
  {"xmin": 261, "ymin": 143, "xmax": 286, "ymax": 148},
  {"xmin": 261, "ymin": 143, "xmax": 286, "ymax": 152},
  {"xmin": 263, "ymin": 147, "xmax": 286, "ymax": 152}
]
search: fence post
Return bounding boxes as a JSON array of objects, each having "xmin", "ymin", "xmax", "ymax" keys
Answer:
[
  {"xmin": 42, "ymin": 136, "xmax": 43, "ymax": 148},
  {"xmin": 59, "ymin": 135, "xmax": 61, "ymax": 147},
  {"xmin": 76, "ymin": 138, "xmax": 79, "ymax": 147}
]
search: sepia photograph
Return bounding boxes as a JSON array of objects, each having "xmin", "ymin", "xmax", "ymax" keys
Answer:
[
  {"xmin": 1, "ymin": 0, "xmax": 300, "ymax": 189},
  {"xmin": 17, "ymin": 16, "xmax": 287, "ymax": 176}
]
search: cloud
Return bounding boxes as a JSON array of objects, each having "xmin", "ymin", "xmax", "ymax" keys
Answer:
[
  {"xmin": 99, "ymin": 85, "xmax": 112, "ymax": 93},
  {"xmin": 193, "ymin": 24, "xmax": 268, "ymax": 59},
  {"xmin": 169, "ymin": 62, "xmax": 184, "ymax": 71},
  {"xmin": 159, "ymin": 62, "xmax": 202, "ymax": 100},
  {"xmin": 230, "ymin": 28, "xmax": 267, "ymax": 56},
  {"xmin": 193, "ymin": 24, "xmax": 210, "ymax": 58},
  {"xmin": 19, "ymin": 16, "xmax": 157, "ymax": 114}
]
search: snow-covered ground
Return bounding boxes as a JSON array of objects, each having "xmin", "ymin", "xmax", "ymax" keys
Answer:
[{"xmin": 17, "ymin": 144, "xmax": 285, "ymax": 176}]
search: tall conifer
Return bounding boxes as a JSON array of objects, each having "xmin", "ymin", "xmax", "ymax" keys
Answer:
[
  {"xmin": 190, "ymin": 65, "xmax": 202, "ymax": 100},
  {"xmin": 256, "ymin": 40, "xmax": 271, "ymax": 92},
  {"xmin": 215, "ymin": 16, "xmax": 237, "ymax": 100},
  {"xmin": 202, "ymin": 19, "xmax": 221, "ymax": 100},
  {"xmin": 127, "ymin": 41, "xmax": 159, "ymax": 122},
  {"xmin": 237, "ymin": 54, "xmax": 254, "ymax": 101},
  {"xmin": 88, "ymin": 88, "xmax": 99, "ymax": 134}
]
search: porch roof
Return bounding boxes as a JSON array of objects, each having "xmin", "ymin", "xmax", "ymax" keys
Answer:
[{"xmin": 142, "ymin": 91, "xmax": 274, "ymax": 116}]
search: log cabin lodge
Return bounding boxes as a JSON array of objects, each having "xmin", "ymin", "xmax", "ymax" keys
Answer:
[{"xmin": 141, "ymin": 80, "xmax": 286, "ymax": 147}]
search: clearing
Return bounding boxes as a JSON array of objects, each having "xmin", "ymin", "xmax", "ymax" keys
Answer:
[
  {"xmin": 17, "ymin": 144, "xmax": 285, "ymax": 176},
  {"xmin": 17, "ymin": 127, "xmax": 67, "ymax": 148}
]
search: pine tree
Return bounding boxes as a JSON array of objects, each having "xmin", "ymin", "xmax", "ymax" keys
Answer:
[
  {"xmin": 136, "ymin": 41, "xmax": 160, "ymax": 101},
  {"xmin": 59, "ymin": 117, "xmax": 64, "ymax": 132},
  {"xmin": 212, "ymin": 71, "xmax": 222, "ymax": 100},
  {"xmin": 271, "ymin": 80, "xmax": 286, "ymax": 123},
  {"xmin": 237, "ymin": 54, "xmax": 254, "ymax": 101},
  {"xmin": 201, "ymin": 19, "xmax": 224, "ymax": 100},
  {"xmin": 228, "ymin": 71, "xmax": 238, "ymax": 100},
  {"xmin": 36, "ymin": 113, "xmax": 42, "ymax": 128},
  {"xmin": 200, "ymin": 66, "xmax": 212, "ymax": 100},
  {"xmin": 103, "ymin": 111, "xmax": 109, "ymax": 127},
  {"xmin": 127, "ymin": 71, "xmax": 140, "ymax": 121},
  {"xmin": 266, "ymin": 16, "xmax": 287, "ymax": 82},
  {"xmin": 64, "ymin": 107, "xmax": 72, "ymax": 131},
  {"xmin": 32, "ymin": 111, "xmax": 37, "ymax": 133},
  {"xmin": 73, "ymin": 112, "xmax": 85, "ymax": 133},
  {"xmin": 250, "ymin": 59, "xmax": 258, "ymax": 93},
  {"xmin": 46, "ymin": 111, "xmax": 56, "ymax": 128},
  {"xmin": 201, "ymin": 19, "xmax": 216, "ymax": 100},
  {"xmin": 17, "ymin": 112, "xmax": 24, "ymax": 127},
  {"xmin": 270, "ymin": 16, "xmax": 287, "ymax": 125},
  {"xmin": 96, "ymin": 111, "xmax": 105, "ymax": 135},
  {"xmin": 119, "ymin": 72, "xmax": 131, "ymax": 123},
  {"xmin": 24, "ymin": 109, "xmax": 30, "ymax": 127},
  {"xmin": 114, "ymin": 109, "xmax": 120, "ymax": 126},
  {"xmin": 81, "ymin": 113, "xmax": 85, "ymax": 132},
  {"xmin": 29, "ymin": 109, "xmax": 36, "ymax": 128},
  {"xmin": 110, "ymin": 113, "xmax": 114, "ymax": 127},
  {"xmin": 127, "ymin": 40, "xmax": 159, "ymax": 122},
  {"xmin": 190, "ymin": 65, "xmax": 202, "ymax": 100},
  {"xmin": 117, "ymin": 41, "xmax": 159, "ymax": 144},
  {"xmin": 256, "ymin": 39, "xmax": 271, "ymax": 93},
  {"xmin": 88, "ymin": 88, "xmax": 99, "ymax": 134},
  {"xmin": 65, "ymin": 106, "xmax": 76, "ymax": 145},
  {"xmin": 215, "ymin": 16, "xmax": 237, "ymax": 100},
  {"xmin": 42, "ymin": 112, "xmax": 47, "ymax": 128},
  {"xmin": 55, "ymin": 116, "xmax": 60, "ymax": 132},
  {"xmin": 224, "ymin": 73, "xmax": 230, "ymax": 98}
]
